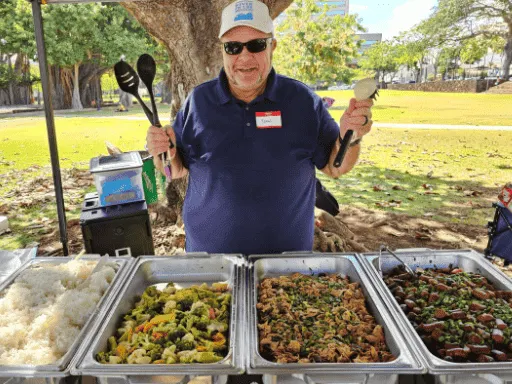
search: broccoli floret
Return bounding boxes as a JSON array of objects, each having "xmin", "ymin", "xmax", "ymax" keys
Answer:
[
  {"xmin": 177, "ymin": 350, "xmax": 198, "ymax": 363},
  {"xmin": 176, "ymin": 339, "xmax": 196, "ymax": 351},
  {"xmin": 149, "ymin": 347, "xmax": 163, "ymax": 361},
  {"xmin": 96, "ymin": 351, "xmax": 109, "ymax": 364},
  {"xmin": 191, "ymin": 327, "xmax": 209, "ymax": 340},
  {"xmin": 191, "ymin": 301, "xmax": 209, "ymax": 317},
  {"xmin": 220, "ymin": 293, "xmax": 231, "ymax": 306},
  {"xmin": 168, "ymin": 325, "xmax": 187, "ymax": 341},
  {"xmin": 172, "ymin": 289, "xmax": 199, "ymax": 311},
  {"xmin": 194, "ymin": 316, "xmax": 210, "ymax": 331},
  {"xmin": 108, "ymin": 336, "xmax": 117, "ymax": 351},
  {"xmin": 195, "ymin": 352, "xmax": 224, "ymax": 363}
]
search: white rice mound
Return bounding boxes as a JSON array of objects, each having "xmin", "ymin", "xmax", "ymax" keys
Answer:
[{"xmin": 0, "ymin": 259, "xmax": 117, "ymax": 365}]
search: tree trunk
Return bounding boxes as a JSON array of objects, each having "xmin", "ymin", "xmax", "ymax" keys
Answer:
[
  {"xmin": 50, "ymin": 65, "xmax": 73, "ymax": 110},
  {"xmin": 7, "ymin": 55, "xmax": 14, "ymax": 104},
  {"xmin": 120, "ymin": 0, "xmax": 293, "ymax": 220},
  {"xmin": 503, "ymin": 36, "xmax": 512, "ymax": 79},
  {"xmin": 72, "ymin": 63, "xmax": 83, "ymax": 110},
  {"xmin": 161, "ymin": 72, "xmax": 172, "ymax": 104},
  {"xmin": 119, "ymin": 90, "xmax": 133, "ymax": 110}
]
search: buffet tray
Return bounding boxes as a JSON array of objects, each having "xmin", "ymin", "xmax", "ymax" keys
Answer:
[
  {"xmin": 0, "ymin": 256, "xmax": 134, "ymax": 378},
  {"xmin": 72, "ymin": 254, "xmax": 245, "ymax": 376},
  {"xmin": 247, "ymin": 253, "xmax": 425, "ymax": 374},
  {"xmin": 358, "ymin": 248, "xmax": 512, "ymax": 375}
]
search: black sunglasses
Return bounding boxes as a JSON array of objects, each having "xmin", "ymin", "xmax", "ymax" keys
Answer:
[{"xmin": 223, "ymin": 38, "xmax": 273, "ymax": 55}]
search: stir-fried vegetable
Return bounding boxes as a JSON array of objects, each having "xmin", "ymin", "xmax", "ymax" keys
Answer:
[
  {"xmin": 385, "ymin": 265, "xmax": 512, "ymax": 362},
  {"xmin": 97, "ymin": 282, "xmax": 231, "ymax": 364},
  {"xmin": 257, "ymin": 273, "xmax": 395, "ymax": 363}
]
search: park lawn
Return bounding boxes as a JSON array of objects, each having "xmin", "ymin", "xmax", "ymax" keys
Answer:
[
  {"xmin": 0, "ymin": 115, "xmax": 148, "ymax": 179},
  {"xmin": 317, "ymin": 127, "xmax": 512, "ymax": 227},
  {"xmin": 318, "ymin": 89, "xmax": 512, "ymax": 126},
  {"xmin": 1, "ymin": 91, "xmax": 512, "ymax": 249}
]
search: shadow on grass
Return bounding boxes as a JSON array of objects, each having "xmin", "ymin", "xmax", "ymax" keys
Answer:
[{"xmin": 317, "ymin": 164, "xmax": 499, "ymax": 227}]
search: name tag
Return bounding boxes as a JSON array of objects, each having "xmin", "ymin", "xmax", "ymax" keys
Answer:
[{"xmin": 255, "ymin": 111, "xmax": 282, "ymax": 129}]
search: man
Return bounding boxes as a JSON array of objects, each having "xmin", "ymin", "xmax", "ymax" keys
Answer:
[{"xmin": 146, "ymin": 0, "xmax": 373, "ymax": 255}]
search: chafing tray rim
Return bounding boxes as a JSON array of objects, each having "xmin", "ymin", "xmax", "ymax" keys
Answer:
[
  {"xmin": 246, "ymin": 253, "xmax": 425, "ymax": 375},
  {"xmin": 0, "ymin": 256, "xmax": 134, "ymax": 378},
  {"xmin": 72, "ymin": 254, "xmax": 246, "ymax": 377},
  {"xmin": 359, "ymin": 248, "xmax": 512, "ymax": 375}
]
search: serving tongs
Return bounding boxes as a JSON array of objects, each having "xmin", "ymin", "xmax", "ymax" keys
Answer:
[{"xmin": 378, "ymin": 245, "xmax": 416, "ymax": 279}]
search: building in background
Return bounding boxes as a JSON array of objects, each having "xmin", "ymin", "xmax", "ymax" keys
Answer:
[
  {"xmin": 318, "ymin": 0, "xmax": 349, "ymax": 16},
  {"xmin": 356, "ymin": 33, "xmax": 382, "ymax": 54}
]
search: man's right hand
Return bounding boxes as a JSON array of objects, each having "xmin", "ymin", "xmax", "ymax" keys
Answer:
[
  {"xmin": 146, "ymin": 125, "xmax": 188, "ymax": 179},
  {"xmin": 146, "ymin": 125, "xmax": 177, "ymax": 159}
]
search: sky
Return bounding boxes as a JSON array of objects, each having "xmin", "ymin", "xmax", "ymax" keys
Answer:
[{"xmin": 350, "ymin": 0, "xmax": 438, "ymax": 40}]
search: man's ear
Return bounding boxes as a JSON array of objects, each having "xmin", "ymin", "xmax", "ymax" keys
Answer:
[{"xmin": 271, "ymin": 39, "xmax": 277, "ymax": 52}]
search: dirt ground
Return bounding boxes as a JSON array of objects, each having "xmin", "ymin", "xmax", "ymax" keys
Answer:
[{"xmin": 2, "ymin": 167, "xmax": 506, "ymax": 273}]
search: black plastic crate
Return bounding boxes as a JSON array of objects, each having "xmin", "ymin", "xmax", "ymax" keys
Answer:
[{"xmin": 80, "ymin": 199, "xmax": 154, "ymax": 257}]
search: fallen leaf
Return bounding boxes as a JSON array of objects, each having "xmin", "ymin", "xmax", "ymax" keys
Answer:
[
  {"xmin": 415, "ymin": 232, "xmax": 432, "ymax": 240},
  {"xmin": 392, "ymin": 185, "xmax": 405, "ymax": 191},
  {"xmin": 382, "ymin": 226, "xmax": 405, "ymax": 237},
  {"xmin": 424, "ymin": 191, "xmax": 439, "ymax": 195},
  {"xmin": 463, "ymin": 190, "xmax": 483, "ymax": 197},
  {"xmin": 426, "ymin": 170, "xmax": 434, "ymax": 178},
  {"xmin": 373, "ymin": 185, "xmax": 386, "ymax": 192},
  {"xmin": 422, "ymin": 183, "xmax": 434, "ymax": 190}
]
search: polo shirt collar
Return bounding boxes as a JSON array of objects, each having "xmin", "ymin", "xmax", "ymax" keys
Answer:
[{"xmin": 216, "ymin": 67, "xmax": 279, "ymax": 105}]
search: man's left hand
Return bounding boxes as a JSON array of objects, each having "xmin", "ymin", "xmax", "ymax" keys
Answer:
[{"xmin": 339, "ymin": 98, "xmax": 374, "ymax": 140}]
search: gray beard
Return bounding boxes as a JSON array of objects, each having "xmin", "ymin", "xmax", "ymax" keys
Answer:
[{"xmin": 232, "ymin": 72, "xmax": 263, "ymax": 87}]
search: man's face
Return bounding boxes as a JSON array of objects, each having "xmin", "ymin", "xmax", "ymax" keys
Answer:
[{"xmin": 220, "ymin": 26, "xmax": 276, "ymax": 92}]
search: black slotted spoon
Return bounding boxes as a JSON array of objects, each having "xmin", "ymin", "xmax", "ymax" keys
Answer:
[{"xmin": 114, "ymin": 60, "xmax": 154, "ymax": 124}]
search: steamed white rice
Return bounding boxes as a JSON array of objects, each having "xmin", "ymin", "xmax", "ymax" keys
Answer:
[{"xmin": 0, "ymin": 259, "xmax": 117, "ymax": 365}]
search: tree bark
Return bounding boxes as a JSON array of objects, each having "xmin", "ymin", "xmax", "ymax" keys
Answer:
[
  {"xmin": 503, "ymin": 36, "xmax": 512, "ymax": 79},
  {"xmin": 161, "ymin": 72, "xmax": 172, "ymax": 104},
  {"xmin": 50, "ymin": 65, "xmax": 73, "ymax": 110},
  {"xmin": 72, "ymin": 63, "xmax": 83, "ymax": 110},
  {"xmin": 120, "ymin": 0, "xmax": 293, "ymax": 220}
]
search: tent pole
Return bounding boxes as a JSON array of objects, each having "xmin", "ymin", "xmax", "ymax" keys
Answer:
[{"xmin": 31, "ymin": 0, "xmax": 69, "ymax": 255}]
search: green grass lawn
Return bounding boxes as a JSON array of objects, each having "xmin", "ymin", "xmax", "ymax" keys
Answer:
[
  {"xmin": 317, "ymin": 127, "xmax": 512, "ymax": 226},
  {"xmin": 0, "ymin": 115, "xmax": 148, "ymax": 178},
  {"xmin": 0, "ymin": 91, "xmax": 512, "ymax": 250},
  {"xmin": 318, "ymin": 90, "xmax": 512, "ymax": 126}
]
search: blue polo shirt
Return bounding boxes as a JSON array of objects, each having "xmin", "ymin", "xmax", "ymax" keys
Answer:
[{"xmin": 173, "ymin": 68, "xmax": 339, "ymax": 255}]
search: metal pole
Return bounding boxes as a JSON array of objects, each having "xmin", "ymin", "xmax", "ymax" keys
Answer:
[{"xmin": 31, "ymin": 0, "xmax": 69, "ymax": 255}]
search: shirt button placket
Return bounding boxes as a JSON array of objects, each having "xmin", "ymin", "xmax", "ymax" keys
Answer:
[{"xmin": 244, "ymin": 104, "xmax": 254, "ymax": 138}]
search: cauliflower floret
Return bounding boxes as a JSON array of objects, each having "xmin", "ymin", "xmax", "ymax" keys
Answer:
[
  {"xmin": 163, "ymin": 300, "xmax": 177, "ymax": 314},
  {"xmin": 127, "ymin": 348, "xmax": 151, "ymax": 364},
  {"xmin": 108, "ymin": 356, "xmax": 122, "ymax": 364}
]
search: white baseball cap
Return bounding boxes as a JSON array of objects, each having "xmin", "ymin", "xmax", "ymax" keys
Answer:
[{"xmin": 218, "ymin": 0, "xmax": 274, "ymax": 38}]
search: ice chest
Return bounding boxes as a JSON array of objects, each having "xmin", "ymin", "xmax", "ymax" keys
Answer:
[{"xmin": 90, "ymin": 152, "xmax": 144, "ymax": 207}]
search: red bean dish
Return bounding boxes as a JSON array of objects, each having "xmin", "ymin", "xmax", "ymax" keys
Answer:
[{"xmin": 384, "ymin": 265, "xmax": 512, "ymax": 362}]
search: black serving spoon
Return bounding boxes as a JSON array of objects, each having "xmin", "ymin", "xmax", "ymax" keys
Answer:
[
  {"xmin": 114, "ymin": 60, "xmax": 154, "ymax": 124},
  {"xmin": 137, "ymin": 54, "xmax": 161, "ymax": 127},
  {"xmin": 137, "ymin": 55, "xmax": 174, "ymax": 149},
  {"xmin": 137, "ymin": 54, "xmax": 173, "ymax": 179}
]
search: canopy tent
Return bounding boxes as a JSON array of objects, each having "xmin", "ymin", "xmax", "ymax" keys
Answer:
[{"xmin": 28, "ymin": 0, "xmax": 138, "ymax": 255}]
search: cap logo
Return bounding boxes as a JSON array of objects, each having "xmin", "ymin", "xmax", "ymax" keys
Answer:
[{"xmin": 234, "ymin": 1, "xmax": 253, "ymax": 21}]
